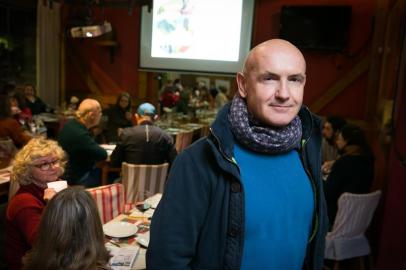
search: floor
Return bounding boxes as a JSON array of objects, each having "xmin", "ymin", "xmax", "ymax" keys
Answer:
[{"xmin": 324, "ymin": 257, "xmax": 374, "ymax": 270}]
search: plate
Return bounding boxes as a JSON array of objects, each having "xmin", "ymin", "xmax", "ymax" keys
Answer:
[{"xmin": 103, "ymin": 222, "xmax": 138, "ymax": 238}]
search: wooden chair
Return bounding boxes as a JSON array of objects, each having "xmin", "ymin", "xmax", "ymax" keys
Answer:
[
  {"xmin": 175, "ymin": 130, "xmax": 194, "ymax": 152},
  {"xmin": 121, "ymin": 162, "xmax": 169, "ymax": 203},
  {"xmin": 324, "ymin": 190, "xmax": 381, "ymax": 270},
  {"xmin": 87, "ymin": 183, "xmax": 128, "ymax": 223}
]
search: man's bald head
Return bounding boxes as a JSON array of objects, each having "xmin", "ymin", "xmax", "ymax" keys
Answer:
[
  {"xmin": 76, "ymin": 99, "xmax": 102, "ymax": 128},
  {"xmin": 243, "ymin": 39, "xmax": 306, "ymax": 75}
]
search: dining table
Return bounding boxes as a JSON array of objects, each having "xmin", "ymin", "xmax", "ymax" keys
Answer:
[{"xmin": 103, "ymin": 193, "xmax": 162, "ymax": 269}]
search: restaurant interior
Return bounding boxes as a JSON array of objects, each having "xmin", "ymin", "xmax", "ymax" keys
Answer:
[{"xmin": 0, "ymin": 0, "xmax": 405, "ymax": 269}]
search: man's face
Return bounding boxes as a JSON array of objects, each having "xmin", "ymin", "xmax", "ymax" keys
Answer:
[
  {"xmin": 237, "ymin": 45, "xmax": 306, "ymax": 127},
  {"xmin": 92, "ymin": 106, "xmax": 102, "ymax": 126},
  {"xmin": 322, "ymin": 122, "xmax": 334, "ymax": 140}
]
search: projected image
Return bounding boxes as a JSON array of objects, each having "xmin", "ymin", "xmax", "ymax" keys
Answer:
[{"xmin": 151, "ymin": 0, "xmax": 243, "ymax": 61}]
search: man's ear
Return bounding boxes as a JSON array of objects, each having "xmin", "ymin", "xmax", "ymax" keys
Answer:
[
  {"xmin": 236, "ymin": 72, "xmax": 247, "ymax": 98},
  {"xmin": 153, "ymin": 114, "xmax": 159, "ymax": 121},
  {"xmin": 135, "ymin": 113, "xmax": 141, "ymax": 124}
]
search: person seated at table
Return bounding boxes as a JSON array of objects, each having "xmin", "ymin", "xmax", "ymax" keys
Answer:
[
  {"xmin": 104, "ymin": 92, "xmax": 134, "ymax": 143},
  {"xmin": 23, "ymin": 84, "xmax": 51, "ymax": 115},
  {"xmin": 324, "ymin": 124, "xmax": 374, "ymax": 228},
  {"xmin": 110, "ymin": 102, "xmax": 177, "ymax": 168},
  {"xmin": 58, "ymin": 98, "xmax": 107, "ymax": 187},
  {"xmin": 0, "ymin": 95, "xmax": 31, "ymax": 148},
  {"xmin": 22, "ymin": 186, "xmax": 111, "ymax": 270},
  {"xmin": 66, "ymin": 95, "xmax": 80, "ymax": 116},
  {"xmin": 209, "ymin": 86, "xmax": 229, "ymax": 110},
  {"xmin": 9, "ymin": 89, "xmax": 33, "ymax": 126},
  {"xmin": 321, "ymin": 116, "xmax": 347, "ymax": 175},
  {"xmin": 6, "ymin": 137, "xmax": 66, "ymax": 270}
]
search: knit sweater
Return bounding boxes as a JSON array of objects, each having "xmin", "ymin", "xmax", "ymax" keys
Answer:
[
  {"xmin": 58, "ymin": 119, "xmax": 107, "ymax": 184},
  {"xmin": 6, "ymin": 183, "xmax": 46, "ymax": 270}
]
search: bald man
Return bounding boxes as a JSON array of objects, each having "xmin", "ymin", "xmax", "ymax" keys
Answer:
[
  {"xmin": 58, "ymin": 99, "xmax": 107, "ymax": 187},
  {"xmin": 147, "ymin": 39, "xmax": 328, "ymax": 270}
]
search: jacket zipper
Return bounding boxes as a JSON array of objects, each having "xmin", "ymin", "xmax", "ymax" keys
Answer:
[
  {"xmin": 300, "ymin": 136, "xmax": 319, "ymax": 243},
  {"xmin": 209, "ymin": 127, "xmax": 238, "ymax": 167}
]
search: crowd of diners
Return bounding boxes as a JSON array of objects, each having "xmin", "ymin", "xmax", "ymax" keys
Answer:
[{"xmin": 0, "ymin": 38, "xmax": 375, "ymax": 270}]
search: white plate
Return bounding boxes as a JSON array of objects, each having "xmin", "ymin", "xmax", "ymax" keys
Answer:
[{"xmin": 103, "ymin": 222, "xmax": 138, "ymax": 238}]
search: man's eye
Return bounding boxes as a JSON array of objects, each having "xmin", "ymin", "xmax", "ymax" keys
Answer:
[{"xmin": 289, "ymin": 76, "xmax": 304, "ymax": 83}]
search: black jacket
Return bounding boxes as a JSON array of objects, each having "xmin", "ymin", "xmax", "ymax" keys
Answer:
[
  {"xmin": 147, "ymin": 104, "xmax": 328, "ymax": 270},
  {"xmin": 110, "ymin": 122, "xmax": 177, "ymax": 167}
]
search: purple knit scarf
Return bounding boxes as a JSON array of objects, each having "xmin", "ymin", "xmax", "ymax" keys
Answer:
[{"xmin": 228, "ymin": 95, "xmax": 302, "ymax": 154}]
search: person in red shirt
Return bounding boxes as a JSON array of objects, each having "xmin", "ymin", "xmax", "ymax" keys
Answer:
[
  {"xmin": 0, "ymin": 95, "xmax": 31, "ymax": 148},
  {"xmin": 6, "ymin": 138, "xmax": 66, "ymax": 270}
]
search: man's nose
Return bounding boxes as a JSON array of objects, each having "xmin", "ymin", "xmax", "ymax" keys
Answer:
[{"xmin": 275, "ymin": 80, "xmax": 290, "ymax": 100}]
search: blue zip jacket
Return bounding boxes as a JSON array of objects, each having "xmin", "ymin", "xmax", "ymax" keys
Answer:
[{"xmin": 147, "ymin": 104, "xmax": 328, "ymax": 270}]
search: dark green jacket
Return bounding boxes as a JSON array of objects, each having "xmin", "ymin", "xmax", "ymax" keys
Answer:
[{"xmin": 58, "ymin": 118, "xmax": 107, "ymax": 184}]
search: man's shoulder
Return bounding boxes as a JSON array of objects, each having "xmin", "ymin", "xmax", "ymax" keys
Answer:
[{"xmin": 58, "ymin": 119, "xmax": 88, "ymax": 142}]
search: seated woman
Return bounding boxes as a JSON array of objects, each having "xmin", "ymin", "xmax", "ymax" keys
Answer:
[
  {"xmin": 23, "ymin": 84, "xmax": 50, "ymax": 115},
  {"xmin": 9, "ymin": 89, "xmax": 33, "ymax": 126},
  {"xmin": 23, "ymin": 186, "xmax": 111, "ymax": 270},
  {"xmin": 0, "ymin": 95, "xmax": 31, "ymax": 148},
  {"xmin": 6, "ymin": 138, "xmax": 66, "ymax": 270},
  {"xmin": 105, "ymin": 92, "xmax": 133, "ymax": 143},
  {"xmin": 323, "ymin": 124, "xmax": 374, "ymax": 228}
]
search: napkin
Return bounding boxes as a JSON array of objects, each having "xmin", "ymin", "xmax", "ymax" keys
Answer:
[{"xmin": 47, "ymin": 180, "xmax": 68, "ymax": 192}]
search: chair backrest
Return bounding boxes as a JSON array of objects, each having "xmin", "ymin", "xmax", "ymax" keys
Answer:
[
  {"xmin": 175, "ymin": 130, "xmax": 194, "ymax": 152},
  {"xmin": 121, "ymin": 162, "xmax": 169, "ymax": 203},
  {"xmin": 87, "ymin": 183, "xmax": 125, "ymax": 223},
  {"xmin": 329, "ymin": 190, "xmax": 381, "ymax": 238}
]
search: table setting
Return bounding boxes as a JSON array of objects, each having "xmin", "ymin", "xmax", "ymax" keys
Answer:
[{"xmin": 103, "ymin": 193, "xmax": 162, "ymax": 269}]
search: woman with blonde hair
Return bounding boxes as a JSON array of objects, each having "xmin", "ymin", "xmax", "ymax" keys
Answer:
[
  {"xmin": 6, "ymin": 137, "xmax": 66, "ymax": 270},
  {"xmin": 23, "ymin": 186, "xmax": 111, "ymax": 270}
]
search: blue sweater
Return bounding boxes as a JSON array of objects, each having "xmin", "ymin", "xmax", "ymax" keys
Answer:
[{"xmin": 235, "ymin": 144, "xmax": 314, "ymax": 269}]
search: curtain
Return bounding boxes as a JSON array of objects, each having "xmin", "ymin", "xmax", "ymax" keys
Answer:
[{"xmin": 36, "ymin": 0, "xmax": 61, "ymax": 109}]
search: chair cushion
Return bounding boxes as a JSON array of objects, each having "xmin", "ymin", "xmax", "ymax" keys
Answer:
[{"xmin": 325, "ymin": 234, "xmax": 370, "ymax": 260}]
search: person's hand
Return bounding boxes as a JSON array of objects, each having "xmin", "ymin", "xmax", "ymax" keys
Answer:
[
  {"xmin": 125, "ymin": 111, "xmax": 132, "ymax": 121},
  {"xmin": 43, "ymin": 188, "xmax": 57, "ymax": 201},
  {"xmin": 322, "ymin": 160, "xmax": 335, "ymax": 175}
]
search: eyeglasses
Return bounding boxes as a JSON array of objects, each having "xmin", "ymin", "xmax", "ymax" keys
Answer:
[{"xmin": 33, "ymin": 160, "xmax": 61, "ymax": 171}]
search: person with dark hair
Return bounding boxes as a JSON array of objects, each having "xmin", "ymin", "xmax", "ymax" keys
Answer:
[
  {"xmin": 6, "ymin": 138, "xmax": 66, "ymax": 270},
  {"xmin": 321, "ymin": 116, "xmax": 347, "ymax": 175},
  {"xmin": 104, "ymin": 92, "xmax": 134, "ymax": 143},
  {"xmin": 324, "ymin": 124, "xmax": 374, "ymax": 227},
  {"xmin": 110, "ymin": 102, "xmax": 177, "ymax": 167},
  {"xmin": 9, "ymin": 88, "xmax": 33, "ymax": 125},
  {"xmin": 147, "ymin": 39, "xmax": 328, "ymax": 270},
  {"xmin": 23, "ymin": 84, "xmax": 49, "ymax": 115},
  {"xmin": 0, "ymin": 95, "xmax": 31, "ymax": 148},
  {"xmin": 22, "ymin": 186, "xmax": 111, "ymax": 270}
]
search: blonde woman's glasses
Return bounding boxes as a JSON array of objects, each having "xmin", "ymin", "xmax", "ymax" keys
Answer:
[{"xmin": 33, "ymin": 160, "xmax": 60, "ymax": 171}]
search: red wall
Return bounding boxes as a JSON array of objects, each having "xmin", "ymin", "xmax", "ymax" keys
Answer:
[
  {"xmin": 376, "ymin": 31, "xmax": 406, "ymax": 270},
  {"xmin": 64, "ymin": 6, "xmax": 141, "ymax": 100},
  {"xmin": 253, "ymin": 0, "xmax": 374, "ymax": 119},
  {"xmin": 64, "ymin": 0, "xmax": 375, "ymax": 121}
]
